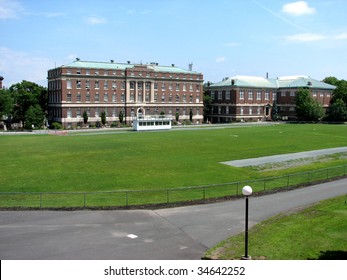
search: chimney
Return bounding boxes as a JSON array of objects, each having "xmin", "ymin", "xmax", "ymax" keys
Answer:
[{"xmin": 111, "ymin": 60, "xmax": 114, "ymax": 63}]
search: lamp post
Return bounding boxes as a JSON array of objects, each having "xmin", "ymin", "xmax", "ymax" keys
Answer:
[{"xmin": 242, "ymin": 185, "xmax": 252, "ymax": 260}]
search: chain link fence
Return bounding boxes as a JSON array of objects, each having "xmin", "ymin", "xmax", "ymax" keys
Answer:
[{"xmin": 1, "ymin": 164, "xmax": 346, "ymax": 209}]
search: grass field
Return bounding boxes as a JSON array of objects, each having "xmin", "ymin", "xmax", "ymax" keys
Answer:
[
  {"xmin": 204, "ymin": 195, "xmax": 347, "ymax": 260},
  {"xmin": 1, "ymin": 124, "xmax": 347, "ymax": 195}
]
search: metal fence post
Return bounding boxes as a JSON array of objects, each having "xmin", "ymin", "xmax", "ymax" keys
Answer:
[
  {"xmin": 125, "ymin": 191, "xmax": 128, "ymax": 206},
  {"xmin": 167, "ymin": 189, "xmax": 169, "ymax": 203},
  {"xmin": 203, "ymin": 186, "xmax": 206, "ymax": 200},
  {"xmin": 40, "ymin": 193, "xmax": 42, "ymax": 208},
  {"xmin": 83, "ymin": 193, "xmax": 86, "ymax": 208},
  {"xmin": 287, "ymin": 175, "xmax": 290, "ymax": 187}
]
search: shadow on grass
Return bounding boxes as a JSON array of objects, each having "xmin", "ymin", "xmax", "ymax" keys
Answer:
[{"xmin": 308, "ymin": 250, "xmax": 347, "ymax": 260}]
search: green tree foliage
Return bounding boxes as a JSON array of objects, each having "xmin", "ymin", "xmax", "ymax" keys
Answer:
[
  {"xmin": 323, "ymin": 76, "xmax": 339, "ymax": 86},
  {"xmin": 271, "ymin": 102, "xmax": 280, "ymax": 121},
  {"xmin": 118, "ymin": 111, "xmax": 124, "ymax": 123},
  {"xmin": 0, "ymin": 88, "xmax": 14, "ymax": 121},
  {"xmin": 101, "ymin": 110, "xmax": 106, "ymax": 126},
  {"xmin": 323, "ymin": 77, "xmax": 347, "ymax": 121},
  {"xmin": 327, "ymin": 99, "xmax": 347, "ymax": 121},
  {"xmin": 295, "ymin": 88, "xmax": 324, "ymax": 121},
  {"xmin": 24, "ymin": 105, "xmax": 45, "ymax": 129},
  {"xmin": 331, "ymin": 80, "xmax": 347, "ymax": 105},
  {"xmin": 9, "ymin": 81, "xmax": 47, "ymax": 128},
  {"xmin": 83, "ymin": 110, "xmax": 88, "ymax": 125},
  {"xmin": 203, "ymin": 91, "xmax": 212, "ymax": 122}
]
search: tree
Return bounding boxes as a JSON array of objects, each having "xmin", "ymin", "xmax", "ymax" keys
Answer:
[
  {"xmin": 9, "ymin": 81, "xmax": 47, "ymax": 128},
  {"xmin": 271, "ymin": 102, "xmax": 280, "ymax": 121},
  {"xmin": 331, "ymin": 79, "xmax": 347, "ymax": 105},
  {"xmin": 24, "ymin": 105, "xmax": 45, "ymax": 129},
  {"xmin": 0, "ymin": 89, "xmax": 13, "ymax": 120},
  {"xmin": 323, "ymin": 76, "xmax": 347, "ymax": 121},
  {"xmin": 83, "ymin": 110, "xmax": 88, "ymax": 126},
  {"xmin": 101, "ymin": 111, "xmax": 106, "ymax": 126},
  {"xmin": 203, "ymin": 91, "xmax": 212, "ymax": 122},
  {"xmin": 295, "ymin": 88, "xmax": 324, "ymax": 121},
  {"xmin": 189, "ymin": 108, "xmax": 193, "ymax": 122},
  {"xmin": 327, "ymin": 99, "xmax": 347, "ymax": 121},
  {"xmin": 118, "ymin": 111, "xmax": 124, "ymax": 124},
  {"xmin": 323, "ymin": 76, "xmax": 339, "ymax": 86}
]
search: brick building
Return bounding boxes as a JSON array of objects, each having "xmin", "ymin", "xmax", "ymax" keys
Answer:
[
  {"xmin": 205, "ymin": 75, "xmax": 336, "ymax": 122},
  {"xmin": 47, "ymin": 60, "xmax": 204, "ymax": 128}
]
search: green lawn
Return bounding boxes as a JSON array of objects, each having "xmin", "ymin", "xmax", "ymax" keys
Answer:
[
  {"xmin": 1, "ymin": 124, "xmax": 347, "ymax": 195},
  {"xmin": 204, "ymin": 195, "xmax": 347, "ymax": 260}
]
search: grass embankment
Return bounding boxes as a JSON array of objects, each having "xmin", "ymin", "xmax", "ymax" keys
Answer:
[
  {"xmin": 0, "ymin": 124, "xmax": 346, "ymax": 207},
  {"xmin": 205, "ymin": 195, "xmax": 347, "ymax": 260}
]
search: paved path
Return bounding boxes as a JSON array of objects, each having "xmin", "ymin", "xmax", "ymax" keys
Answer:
[
  {"xmin": 221, "ymin": 147, "xmax": 347, "ymax": 167},
  {"xmin": 0, "ymin": 179, "xmax": 346, "ymax": 260}
]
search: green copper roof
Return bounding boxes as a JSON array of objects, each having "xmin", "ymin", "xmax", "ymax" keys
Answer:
[
  {"xmin": 209, "ymin": 75, "xmax": 336, "ymax": 90},
  {"xmin": 61, "ymin": 60, "xmax": 201, "ymax": 74}
]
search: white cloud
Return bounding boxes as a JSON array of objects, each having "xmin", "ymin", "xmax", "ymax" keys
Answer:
[
  {"xmin": 284, "ymin": 33, "xmax": 327, "ymax": 42},
  {"xmin": 86, "ymin": 16, "xmax": 107, "ymax": 25},
  {"xmin": 282, "ymin": 1, "xmax": 316, "ymax": 16},
  {"xmin": 0, "ymin": 47, "xmax": 52, "ymax": 86},
  {"xmin": 0, "ymin": 0, "xmax": 24, "ymax": 19},
  {"xmin": 285, "ymin": 32, "xmax": 347, "ymax": 42},
  {"xmin": 216, "ymin": 56, "xmax": 226, "ymax": 63},
  {"xmin": 334, "ymin": 33, "xmax": 347, "ymax": 40}
]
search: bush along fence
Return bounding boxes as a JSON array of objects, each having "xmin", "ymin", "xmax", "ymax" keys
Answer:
[{"xmin": 1, "ymin": 164, "xmax": 346, "ymax": 209}]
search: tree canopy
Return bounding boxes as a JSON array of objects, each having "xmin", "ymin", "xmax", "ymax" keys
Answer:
[
  {"xmin": 1, "ymin": 80, "xmax": 47, "ymax": 129},
  {"xmin": 323, "ymin": 77, "xmax": 347, "ymax": 121},
  {"xmin": 295, "ymin": 88, "xmax": 324, "ymax": 122}
]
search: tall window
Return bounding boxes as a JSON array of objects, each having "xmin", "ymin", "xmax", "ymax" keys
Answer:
[
  {"xmin": 67, "ymin": 80, "xmax": 72, "ymax": 89},
  {"xmin": 248, "ymin": 91, "xmax": 253, "ymax": 100},
  {"xmin": 95, "ymin": 81, "xmax": 99, "ymax": 89},
  {"xmin": 265, "ymin": 92, "xmax": 269, "ymax": 100},
  {"xmin": 257, "ymin": 92, "xmax": 261, "ymax": 100},
  {"xmin": 240, "ymin": 91, "xmax": 244, "ymax": 99}
]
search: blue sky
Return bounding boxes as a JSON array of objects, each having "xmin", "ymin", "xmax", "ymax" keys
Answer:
[{"xmin": 1, "ymin": 0, "xmax": 347, "ymax": 87}]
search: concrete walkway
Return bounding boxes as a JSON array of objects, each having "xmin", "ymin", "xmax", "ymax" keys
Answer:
[
  {"xmin": 0, "ymin": 178, "xmax": 346, "ymax": 260},
  {"xmin": 221, "ymin": 147, "xmax": 347, "ymax": 167}
]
